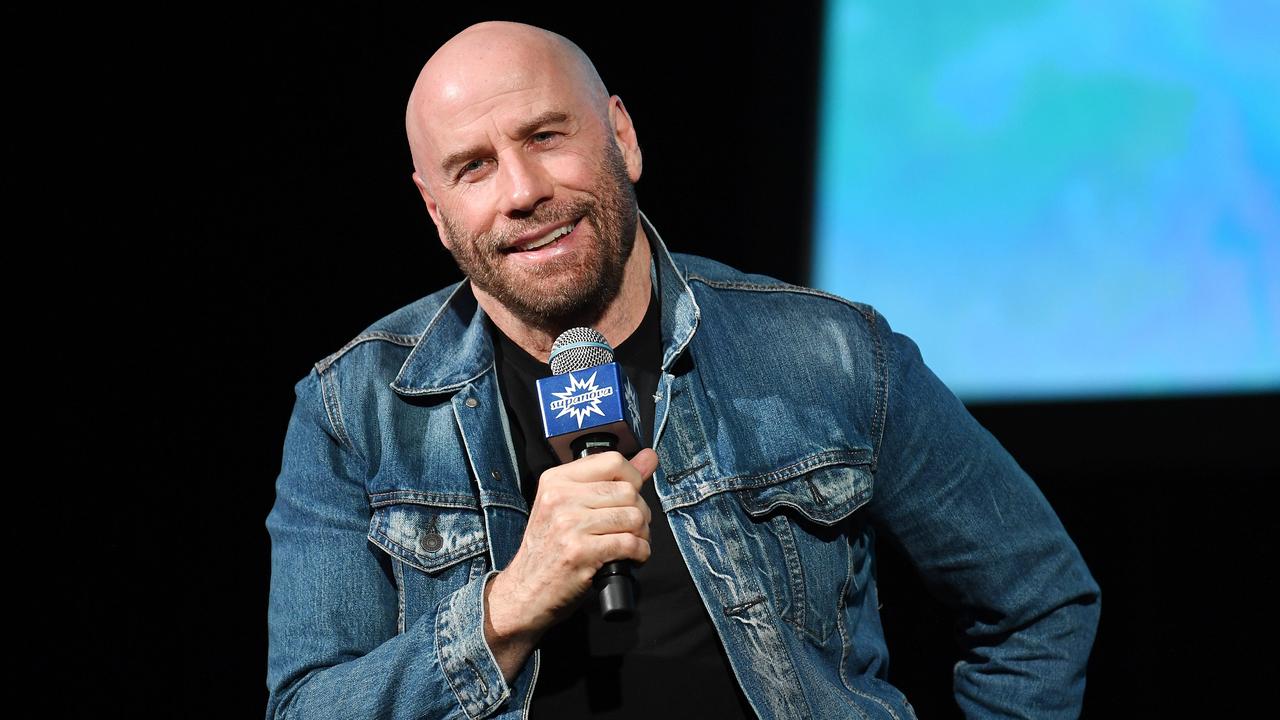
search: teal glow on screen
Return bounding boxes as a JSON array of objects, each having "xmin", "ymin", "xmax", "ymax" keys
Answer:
[{"xmin": 813, "ymin": 0, "xmax": 1279, "ymax": 401}]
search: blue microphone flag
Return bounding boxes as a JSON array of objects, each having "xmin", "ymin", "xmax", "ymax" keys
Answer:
[{"xmin": 537, "ymin": 362, "xmax": 641, "ymax": 463}]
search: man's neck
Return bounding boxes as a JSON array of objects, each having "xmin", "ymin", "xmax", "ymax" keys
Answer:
[{"xmin": 474, "ymin": 226, "xmax": 653, "ymax": 362}]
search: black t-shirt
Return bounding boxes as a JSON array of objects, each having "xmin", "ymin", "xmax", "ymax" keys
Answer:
[{"xmin": 489, "ymin": 290, "xmax": 754, "ymax": 718}]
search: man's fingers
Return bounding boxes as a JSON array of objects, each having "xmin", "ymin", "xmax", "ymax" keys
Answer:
[
  {"xmin": 595, "ymin": 533, "xmax": 651, "ymax": 565},
  {"xmin": 628, "ymin": 448, "xmax": 659, "ymax": 481},
  {"xmin": 546, "ymin": 450, "xmax": 658, "ymax": 490},
  {"xmin": 581, "ymin": 505, "xmax": 650, "ymax": 540},
  {"xmin": 583, "ymin": 480, "xmax": 643, "ymax": 509}
]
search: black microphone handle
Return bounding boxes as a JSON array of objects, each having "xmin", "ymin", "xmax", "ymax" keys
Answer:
[{"xmin": 572, "ymin": 432, "xmax": 636, "ymax": 620}]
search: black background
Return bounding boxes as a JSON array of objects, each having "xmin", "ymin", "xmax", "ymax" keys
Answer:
[{"xmin": 17, "ymin": 2, "xmax": 1276, "ymax": 717}]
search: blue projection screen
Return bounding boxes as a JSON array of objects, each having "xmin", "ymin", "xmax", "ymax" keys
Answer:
[{"xmin": 812, "ymin": 0, "xmax": 1279, "ymax": 401}]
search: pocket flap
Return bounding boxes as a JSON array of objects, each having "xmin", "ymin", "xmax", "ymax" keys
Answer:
[
  {"xmin": 736, "ymin": 463, "xmax": 873, "ymax": 525},
  {"xmin": 368, "ymin": 503, "xmax": 487, "ymax": 574}
]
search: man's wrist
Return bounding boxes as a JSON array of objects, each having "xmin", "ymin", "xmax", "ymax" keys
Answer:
[{"xmin": 483, "ymin": 572, "xmax": 539, "ymax": 683}]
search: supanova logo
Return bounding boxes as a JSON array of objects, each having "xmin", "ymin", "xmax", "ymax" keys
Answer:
[{"xmin": 549, "ymin": 370, "xmax": 615, "ymax": 428}]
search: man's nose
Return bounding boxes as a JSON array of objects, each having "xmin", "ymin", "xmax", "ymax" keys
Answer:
[{"xmin": 496, "ymin": 151, "xmax": 553, "ymax": 216}]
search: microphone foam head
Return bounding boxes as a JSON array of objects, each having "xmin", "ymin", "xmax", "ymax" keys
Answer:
[{"xmin": 549, "ymin": 327, "xmax": 615, "ymax": 374}]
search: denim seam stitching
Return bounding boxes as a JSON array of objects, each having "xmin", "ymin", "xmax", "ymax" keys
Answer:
[
  {"xmin": 664, "ymin": 450, "xmax": 870, "ymax": 510},
  {"xmin": 868, "ymin": 310, "xmax": 887, "ymax": 472},
  {"xmin": 368, "ymin": 532, "xmax": 488, "ymax": 575},
  {"xmin": 368, "ymin": 491, "xmax": 479, "ymax": 510},
  {"xmin": 523, "ymin": 650, "xmax": 541, "ymax": 719},
  {"xmin": 686, "ymin": 275, "xmax": 877, "ymax": 318},
  {"xmin": 648, "ymin": 217, "xmax": 702, "ymax": 372},
  {"xmin": 317, "ymin": 368, "xmax": 353, "ymax": 450},
  {"xmin": 315, "ymin": 330, "xmax": 421, "ymax": 374},
  {"xmin": 689, "ymin": 376, "xmax": 718, "ymax": 479},
  {"xmin": 833, "ymin": 567, "xmax": 872, "ymax": 720},
  {"xmin": 670, "ymin": 371, "xmax": 717, "ymax": 489},
  {"xmin": 450, "ymin": 375, "xmax": 502, "ymax": 572},
  {"xmin": 392, "ymin": 558, "xmax": 406, "ymax": 634},
  {"xmin": 477, "ymin": 497, "xmax": 530, "ymax": 515},
  {"xmin": 398, "ymin": 368, "xmax": 492, "ymax": 396},
  {"xmin": 848, "ymin": 686, "xmax": 901, "ymax": 720},
  {"xmin": 770, "ymin": 514, "xmax": 822, "ymax": 642},
  {"xmin": 722, "ymin": 450, "xmax": 867, "ymax": 486}
]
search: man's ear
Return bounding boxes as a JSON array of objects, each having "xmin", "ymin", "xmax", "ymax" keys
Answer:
[
  {"xmin": 413, "ymin": 171, "xmax": 448, "ymax": 246},
  {"xmin": 609, "ymin": 96, "xmax": 643, "ymax": 183}
]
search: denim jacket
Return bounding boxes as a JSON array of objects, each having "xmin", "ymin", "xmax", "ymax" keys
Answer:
[{"xmin": 267, "ymin": 216, "xmax": 1100, "ymax": 719}]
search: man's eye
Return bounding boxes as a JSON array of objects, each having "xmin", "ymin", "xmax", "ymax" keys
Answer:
[
  {"xmin": 531, "ymin": 131, "xmax": 557, "ymax": 144},
  {"xmin": 458, "ymin": 159, "xmax": 486, "ymax": 178}
]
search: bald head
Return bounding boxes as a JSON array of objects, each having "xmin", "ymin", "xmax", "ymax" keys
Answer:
[
  {"xmin": 397, "ymin": 21, "xmax": 648, "ymax": 352},
  {"xmin": 406, "ymin": 22, "xmax": 611, "ymax": 180}
]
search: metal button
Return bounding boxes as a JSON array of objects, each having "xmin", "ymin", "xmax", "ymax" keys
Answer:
[
  {"xmin": 419, "ymin": 532, "xmax": 443, "ymax": 553},
  {"xmin": 464, "ymin": 397, "xmax": 478, "ymax": 408},
  {"xmin": 420, "ymin": 514, "xmax": 443, "ymax": 553},
  {"xmin": 490, "ymin": 469, "xmax": 502, "ymax": 480}
]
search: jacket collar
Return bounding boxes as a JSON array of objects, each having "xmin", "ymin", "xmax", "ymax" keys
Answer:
[{"xmin": 391, "ymin": 210, "xmax": 700, "ymax": 396}]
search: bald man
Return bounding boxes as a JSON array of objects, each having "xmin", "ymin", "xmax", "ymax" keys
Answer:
[{"xmin": 267, "ymin": 22, "xmax": 1100, "ymax": 720}]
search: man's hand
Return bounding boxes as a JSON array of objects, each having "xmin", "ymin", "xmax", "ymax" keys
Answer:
[{"xmin": 483, "ymin": 449, "xmax": 658, "ymax": 681}]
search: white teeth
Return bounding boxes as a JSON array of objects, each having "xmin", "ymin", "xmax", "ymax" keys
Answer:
[{"xmin": 518, "ymin": 222, "xmax": 575, "ymax": 251}]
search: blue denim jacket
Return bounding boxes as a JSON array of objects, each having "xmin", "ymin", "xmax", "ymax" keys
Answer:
[{"xmin": 267, "ymin": 217, "xmax": 1100, "ymax": 719}]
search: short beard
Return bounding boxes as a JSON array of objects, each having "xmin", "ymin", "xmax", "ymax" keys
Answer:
[{"xmin": 439, "ymin": 140, "xmax": 638, "ymax": 333}]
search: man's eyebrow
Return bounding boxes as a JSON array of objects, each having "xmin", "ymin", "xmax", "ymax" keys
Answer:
[
  {"xmin": 509, "ymin": 110, "xmax": 569, "ymax": 140},
  {"xmin": 439, "ymin": 111, "xmax": 571, "ymax": 175}
]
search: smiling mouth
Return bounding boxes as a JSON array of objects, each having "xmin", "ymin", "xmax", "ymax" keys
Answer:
[{"xmin": 508, "ymin": 221, "xmax": 577, "ymax": 253}]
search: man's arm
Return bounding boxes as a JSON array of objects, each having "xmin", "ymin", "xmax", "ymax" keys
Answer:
[
  {"xmin": 266, "ymin": 371, "xmax": 513, "ymax": 720},
  {"xmin": 866, "ymin": 314, "xmax": 1101, "ymax": 718}
]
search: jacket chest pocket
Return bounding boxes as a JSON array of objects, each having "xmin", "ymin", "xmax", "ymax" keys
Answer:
[
  {"xmin": 367, "ymin": 500, "xmax": 489, "ymax": 632},
  {"xmin": 732, "ymin": 461, "xmax": 874, "ymax": 644}
]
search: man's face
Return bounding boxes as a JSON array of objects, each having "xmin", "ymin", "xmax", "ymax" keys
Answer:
[
  {"xmin": 409, "ymin": 39, "xmax": 642, "ymax": 329},
  {"xmin": 437, "ymin": 138, "xmax": 637, "ymax": 328}
]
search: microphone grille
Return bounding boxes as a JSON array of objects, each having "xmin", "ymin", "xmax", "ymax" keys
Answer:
[{"xmin": 549, "ymin": 327, "xmax": 615, "ymax": 374}]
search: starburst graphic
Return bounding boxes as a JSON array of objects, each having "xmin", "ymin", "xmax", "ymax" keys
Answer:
[{"xmin": 548, "ymin": 371, "xmax": 615, "ymax": 428}]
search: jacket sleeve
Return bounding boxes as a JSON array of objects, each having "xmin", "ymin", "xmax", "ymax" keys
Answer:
[
  {"xmin": 265, "ymin": 369, "xmax": 518, "ymax": 720},
  {"xmin": 865, "ymin": 312, "xmax": 1100, "ymax": 719}
]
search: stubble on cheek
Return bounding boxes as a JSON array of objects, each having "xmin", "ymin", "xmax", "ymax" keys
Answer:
[{"xmin": 436, "ymin": 142, "xmax": 637, "ymax": 329}]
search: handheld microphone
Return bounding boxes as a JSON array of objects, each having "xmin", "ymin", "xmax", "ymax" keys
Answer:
[{"xmin": 536, "ymin": 327, "xmax": 643, "ymax": 619}]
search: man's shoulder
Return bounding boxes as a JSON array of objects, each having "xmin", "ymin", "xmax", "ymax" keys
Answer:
[
  {"xmin": 312, "ymin": 281, "xmax": 466, "ymax": 376},
  {"xmin": 671, "ymin": 252, "xmax": 878, "ymax": 324}
]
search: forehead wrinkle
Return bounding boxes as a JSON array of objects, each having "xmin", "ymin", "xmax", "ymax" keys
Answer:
[
  {"xmin": 419, "ymin": 90, "xmax": 526, "ymax": 178},
  {"xmin": 434, "ymin": 88, "xmax": 577, "ymax": 166},
  {"xmin": 443, "ymin": 85, "xmax": 545, "ymax": 132}
]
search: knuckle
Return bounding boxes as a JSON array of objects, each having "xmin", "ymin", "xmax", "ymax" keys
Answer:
[
  {"xmin": 633, "ymin": 537, "xmax": 651, "ymax": 563},
  {"xmin": 538, "ymin": 485, "xmax": 563, "ymax": 507},
  {"xmin": 624, "ymin": 506, "xmax": 645, "ymax": 529},
  {"xmin": 613, "ymin": 506, "xmax": 639, "ymax": 529},
  {"xmin": 563, "ymin": 542, "xmax": 588, "ymax": 567},
  {"xmin": 551, "ymin": 512, "xmax": 577, "ymax": 534}
]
